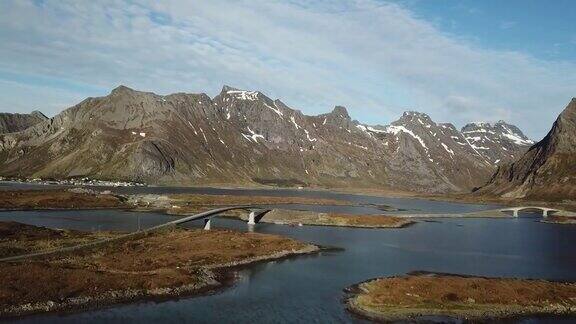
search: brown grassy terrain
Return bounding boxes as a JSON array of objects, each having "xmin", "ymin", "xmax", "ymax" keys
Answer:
[
  {"xmin": 0, "ymin": 222, "xmax": 118, "ymax": 259},
  {"xmin": 223, "ymin": 209, "xmax": 414, "ymax": 228},
  {"xmin": 0, "ymin": 190, "xmax": 127, "ymax": 210},
  {"xmin": 322, "ymin": 214, "xmax": 413, "ymax": 227},
  {"xmin": 130, "ymin": 193, "xmax": 385, "ymax": 216},
  {"xmin": 542, "ymin": 215, "xmax": 576, "ymax": 225},
  {"xmin": 0, "ymin": 222, "xmax": 317, "ymax": 317},
  {"xmin": 167, "ymin": 193, "xmax": 359, "ymax": 207},
  {"xmin": 346, "ymin": 273, "xmax": 576, "ymax": 321}
]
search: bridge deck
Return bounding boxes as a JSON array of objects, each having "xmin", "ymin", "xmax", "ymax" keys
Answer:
[{"xmin": 0, "ymin": 205, "xmax": 266, "ymax": 262}]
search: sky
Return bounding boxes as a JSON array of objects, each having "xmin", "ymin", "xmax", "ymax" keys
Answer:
[{"xmin": 0, "ymin": 0, "xmax": 575, "ymax": 140}]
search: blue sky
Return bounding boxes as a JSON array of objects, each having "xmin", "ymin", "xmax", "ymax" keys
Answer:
[
  {"xmin": 396, "ymin": 0, "xmax": 576, "ymax": 62},
  {"xmin": 0, "ymin": 0, "xmax": 574, "ymax": 140}
]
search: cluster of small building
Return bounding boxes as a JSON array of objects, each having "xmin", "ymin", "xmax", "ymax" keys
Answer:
[{"xmin": 0, "ymin": 177, "xmax": 146, "ymax": 187}]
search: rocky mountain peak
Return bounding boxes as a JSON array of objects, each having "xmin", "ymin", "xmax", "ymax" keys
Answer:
[
  {"xmin": 221, "ymin": 85, "xmax": 237, "ymax": 92},
  {"xmin": 403, "ymin": 111, "xmax": 430, "ymax": 118},
  {"xmin": 30, "ymin": 110, "xmax": 48, "ymax": 120},
  {"xmin": 460, "ymin": 119, "xmax": 533, "ymax": 164},
  {"xmin": 543, "ymin": 97, "xmax": 576, "ymax": 152},
  {"xmin": 462, "ymin": 120, "xmax": 533, "ymax": 147},
  {"xmin": 110, "ymin": 85, "xmax": 137, "ymax": 96},
  {"xmin": 397, "ymin": 111, "xmax": 433, "ymax": 125},
  {"xmin": 461, "ymin": 122, "xmax": 490, "ymax": 131},
  {"xmin": 219, "ymin": 85, "xmax": 261, "ymax": 101},
  {"xmin": 558, "ymin": 97, "xmax": 576, "ymax": 122},
  {"xmin": 479, "ymin": 98, "xmax": 576, "ymax": 200},
  {"xmin": 0, "ymin": 110, "xmax": 48, "ymax": 134},
  {"xmin": 317, "ymin": 106, "xmax": 352, "ymax": 129},
  {"xmin": 330, "ymin": 106, "xmax": 350, "ymax": 119}
]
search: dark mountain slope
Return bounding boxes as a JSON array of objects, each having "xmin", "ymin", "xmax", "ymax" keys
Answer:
[
  {"xmin": 0, "ymin": 111, "xmax": 47, "ymax": 134},
  {"xmin": 479, "ymin": 98, "xmax": 576, "ymax": 200}
]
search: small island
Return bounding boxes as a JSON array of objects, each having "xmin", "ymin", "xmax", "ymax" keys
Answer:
[
  {"xmin": 542, "ymin": 215, "xmax": 576, "ymax": 225},
  {"xmin": 0, "ymin": 222, "xmax": 318, "ymax": 318},
  {"xmin": 345, "ymin": 272, "xmax": 576, "ymax": 321},
  {"xmin": 0, "ymin": 189, "xmax": 127, "ymax": 210},
  {"xmin": 223, "ymin": 209, "xmax": 414, "ymax": 228}
]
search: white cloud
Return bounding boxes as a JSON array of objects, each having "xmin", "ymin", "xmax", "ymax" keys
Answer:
[{"xmin": 0, "ymin": 0, "xmax": 574, "ymax": 140}]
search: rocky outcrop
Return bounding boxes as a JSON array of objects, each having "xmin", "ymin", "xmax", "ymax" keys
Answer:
[
  {"xmin": 0, "ymin": 85, "xmax": 533, "ymax": 193},
  {"xmin": 479, "ymin": 98, "xmax": 576, "ymax": 200},
  {"xmin": 0, "ymin": 111, "xmax": 47, "ymax": 134}
]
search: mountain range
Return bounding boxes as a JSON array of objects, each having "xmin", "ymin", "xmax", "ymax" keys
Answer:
[
  {"xmin": 0, "ymin": 85, "xmax": 540, "ymax": 193},
  {"xmin": 480, "ymin": 98, "xmax": 576, "ymax": 201}
]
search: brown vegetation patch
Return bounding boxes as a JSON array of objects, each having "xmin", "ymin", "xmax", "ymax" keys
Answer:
[
  {"xmin": 347, "ymin": 273, "xmax": 576, "ymax": 321},
  {"xmin": 543, "ymin": 215, "xmax": 576, "ymax": 224},
  {"xmin": 88, "ymin": 228, "xmax": 310, "ymax": 272},
  {"xmin": 0, "ymin": 190, "xmax": 126, "ymax": 210},
  {"xmin": 322, "ymin": 214, "xmax": 412, "ymax": 228},
  {"xmin": 167, "ymin": 193, "xmax": 354, "ymax": 207},
  {"xmin": 0, "ymin": 223, "xmax": 316, "ymax": 317},
  {"xmin": 223, "ymin": 209, "xmax": 413, "ymax": 228},
  {"xmin": 0, "ymin": 222, "xmax": 118, "ymax": 259}
]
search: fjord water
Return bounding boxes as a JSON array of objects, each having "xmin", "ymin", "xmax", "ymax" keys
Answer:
[{"xmin": 3, "ymin": 192, "xmax": 576, "ymax": 323}]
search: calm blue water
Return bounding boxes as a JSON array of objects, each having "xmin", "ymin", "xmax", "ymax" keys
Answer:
[{"xmin": 1, "ymin": 191, "xmax": 575, "ymax": 323}]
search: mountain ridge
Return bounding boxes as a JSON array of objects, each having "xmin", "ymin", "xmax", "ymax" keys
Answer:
[
  {"xmin": 479, "ymin": 98, "xmax": 576, "ymax": 200},
  {"xmin": 0, "ymin": 85, "xmax": 534, "ymax": 193},
  {"xmin": 0, "ymin": 111, "xmax": 47, "ymax": 134}
]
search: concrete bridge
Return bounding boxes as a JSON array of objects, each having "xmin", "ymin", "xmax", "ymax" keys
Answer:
[
  {"xmin": 193, "ymin": 207, "xmax": 271, "ymax": 230},
  {"xmin": 0, "ymin": 206, "xmax": 271, "ymax": 262},
  {"xmin": 499, "ymin": 206, "xmax": 560, "ymax": 218},
  {"xmin": 152, "ymin": 206, "xmax": 272, "ymax": 230}
]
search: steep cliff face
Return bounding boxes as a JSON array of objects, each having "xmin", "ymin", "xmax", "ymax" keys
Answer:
[
  {"xmin": 0, "ymin": 85, "xmax": 533, "ymax": 193},
  {"xmin": 480, "ymin": 98, "xmax": 576, "ymax": 200},
  {"xmin": 0, "ymin": 111, "xmax": 47, "ymax": 134}
]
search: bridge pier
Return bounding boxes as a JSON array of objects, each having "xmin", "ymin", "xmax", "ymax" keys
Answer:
[
  {"xmin": 501, "ymin": 207, "xmax": 559, "ymax": 218},
  {"xmin": 248, "ymin": 211, "xmax": 256, "ymax": 225},
  {"xmin": 203, "ymin": 218, "xmax": 211, "ymax": 230},
  {"xmin": 543, "ymin": 209, "xmax": 552, "ymax": 218}
]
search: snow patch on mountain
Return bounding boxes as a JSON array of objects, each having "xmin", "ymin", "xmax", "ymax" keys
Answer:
[
  {"xmin": 385, "ymin": 125, "xmax": 427, "ymax": 150},
  {"xmin": 242, "ymin": 127, "xmax": 265, "ymax": 143},
  {"xmin": 441, "ymin": 143, "xmax": 454, "ymax": 156},
  {"xmin": 265, "ymin": 102, "xmax": 284, "ymax": 118},
  {"xmin": 501, "ymin": 132, "xmax": 533, "ymax": 145},
  {"xmin": 304, "ymin": 129, "xmax": 317, "ymax": 142},
  {"xmin": 227, "ymin": 90, "xmax": 259, "ymax": 101},
  {"xmin": 290, "ymin": 116, "xmax": 300, "ymax": 130}
]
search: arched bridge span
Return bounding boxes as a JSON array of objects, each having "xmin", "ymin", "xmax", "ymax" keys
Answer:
[{"xmin": 499, "ymin": 206, "xmax": 559, "ymax": 218}]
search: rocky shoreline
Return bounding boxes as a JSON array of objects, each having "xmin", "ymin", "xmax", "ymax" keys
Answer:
[
  {"xmin": 0, "ymin": 221, "xmax": 321, "ymax": 319},
  {"xmin": 344, "ymin": 272, "xmax": 576, "ymax": 322},
  {"xmin": 1, "ymin": 245, "xmax": 319, "ymax": 319}
]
